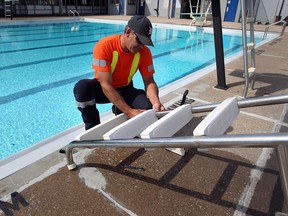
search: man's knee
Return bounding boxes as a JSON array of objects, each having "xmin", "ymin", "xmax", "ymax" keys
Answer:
[
  {"xmin": 74, "ymin": 79, "xmax": 93, "ymax": 102},
  {"xmin": 132, "ymin": 93, "xmax": 152, "ymax": 110}
]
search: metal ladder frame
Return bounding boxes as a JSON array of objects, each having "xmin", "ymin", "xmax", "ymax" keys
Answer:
[
  {"xmin": 69, "ymin": 9, "xmax": 80, "ymax": 16},
  {"xmin": 263, "ymin": 20, "xmax": 287, "ymax": 40},
  {"xmin": 241, "ymin": 0, "xmax": 256, "ymax": 98},
  {"xmin": 4, "ymin": 0, "xmax": 12, "ymax": 20},
  {"xmin": 64, "ymin": 93, "xmax": 288, "ymax": 215}
]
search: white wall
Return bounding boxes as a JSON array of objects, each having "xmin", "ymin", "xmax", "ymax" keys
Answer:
[
  {"xmin": 108, "ymin": 4, "xmax": 119, "ymax": 15},
  {"xmin": 275, "ymin": 0, "xmax": 288, "ymax": 21},
  {"xmin": 108, "ymin": 1, "xmax": 136, "ymax": 15},
  {"xmin": 255, "ymin": 0, "xmax": 288, "ymax": 24}
]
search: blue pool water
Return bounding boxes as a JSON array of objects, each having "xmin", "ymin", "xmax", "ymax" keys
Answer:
[{"xmin": 0, "ymin": 19, "xmax": 266, "ymax": 160}]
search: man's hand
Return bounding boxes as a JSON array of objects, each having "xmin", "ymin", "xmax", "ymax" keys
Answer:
[
  {"xmin": 126, "ymin": 108, "xmax": 146, "ymax": 119},
  {"xmin": 152, "ymin": 102, "xmax": 165, "ymax": 112}
]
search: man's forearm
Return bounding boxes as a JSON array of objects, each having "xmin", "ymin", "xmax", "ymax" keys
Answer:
[
  {"xmin": 101, "ymin": 84, "xmax": 132, "ymax": 114},
  {"xmin": 146, "ymin": 82, "xmax": 161, "ymax": 105}
]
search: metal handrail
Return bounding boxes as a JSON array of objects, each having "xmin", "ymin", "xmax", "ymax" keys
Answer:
[
  {"xmin": 73, "ymin": 10, "xmax": 80, "ymax": 16},
  {"xmin": 69, "ymin": 10, "xmax": 75, "ymax": 16},
  {"xmin": 66, "ymin": 133, "xmax": 288, "ymax": 166},
  {"xmin": 156, "ymin": 93, "xmax": 288, "ymax": 117},
  {"xmin": 65, "ymin": 133, "xmax": 288, "ymax": 211},
  {"xmin": 66, "ymin": 134, "xmax": 288, "ymax": 213},
  {"xmin": 263, "ymin": 20, "xmax": 287, "ymax": 39}
]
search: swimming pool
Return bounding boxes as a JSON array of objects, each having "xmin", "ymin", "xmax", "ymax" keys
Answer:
[{"xmin": 0, "ymin": 18, "xmax": 275, "ymax": 161}]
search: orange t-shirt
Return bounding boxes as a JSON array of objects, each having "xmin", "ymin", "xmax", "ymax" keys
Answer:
[{"xmin": 92, "ymin": 34, "xmax": 155, "ymax": 88}]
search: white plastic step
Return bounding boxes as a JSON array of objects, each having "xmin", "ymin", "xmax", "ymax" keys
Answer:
[
  {"xmin": 75, "ymin": 114, "xmax": 128, "ymax": 141},
  {"xmin": 103, "ymin": 109, "xmax": 158, "ymax": 140},
  {"xmin": 248, "ymin": 67, "xmax": 256, "ymax": 77},
  {"xmin": 247, "ymin": 43, "xmax": 255, "ymax": 50},
  {"xmin": 140, "ymin": 104, "xmax": 192, "ymax": 138},
  {"xmin": 140, "ymin": 104, "xmax": 193, "ymax": 156},
  {"xmin": 193, "ymin": 97, "xmax": 239, "ymax": 136}
]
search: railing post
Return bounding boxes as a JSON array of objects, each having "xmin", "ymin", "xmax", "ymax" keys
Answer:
[
  {"xmin": 277, "ymin": 145, "xmax": 288, "ymax": 213},
  {"xmin": 281, "ymin": 21, "xmax": 287, "ymax": 36}
]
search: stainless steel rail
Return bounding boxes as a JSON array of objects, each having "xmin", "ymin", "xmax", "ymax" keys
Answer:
[
  {"xmin": 69, "ymin": 10, "xmax": 80, "ymax": 16},
  {"xmin": 69, "ymin": 10, "xmax": 75, "ymax": 16},
  {"xmin": 73, "ymin": 10, "xmax": 80, "ymax": 16},
  {"xmin": 263, "ymin": 20, "xmax": 287, "ymax": 39},
  {"xmin": 156, "ymin": 93, "xmax": 288, "ymax": 117},
  {"xmin": 66, "ymin": 133, "xmax": 288, "ymax": 212},
  {"xmin": 240, "ymin": 0, "xmax": 251, "ymax": 98},
  {"xmin": 66, "ymin": 133, "xmax": 288, "ymax": 166}
]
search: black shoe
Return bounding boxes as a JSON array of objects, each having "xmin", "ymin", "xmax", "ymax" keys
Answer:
[
  {"xmin": 112, "ymin": 105, "xmax": 122, "ymax": 115},
  {"xmin": 59, "ymin": 148, "xmax": 66, "ymax": 154}
]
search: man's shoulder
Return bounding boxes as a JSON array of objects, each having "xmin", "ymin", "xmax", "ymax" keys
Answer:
[
  {"xmin": 98, "ymin": 34, "xmax": 120, "ymax": 45},
  {"xmin": 140, "ymin": 45, "xmax": 152, "ymax": 55}
]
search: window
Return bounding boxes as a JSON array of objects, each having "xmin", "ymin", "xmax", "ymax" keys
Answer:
[
  {"xmin": 51, "ymin": 0, "xmax": 59, "ymax": 5},
  {"xmin": 110, "ymin": 0, "xmax": 119, "ymax": 4},
  {"xmin": 110, "ymin": 0, "xmax": 134, "ymax": 5},
  {"xmin": 128, "ymin": 0, "xmax": 135, "ymax": 5}
]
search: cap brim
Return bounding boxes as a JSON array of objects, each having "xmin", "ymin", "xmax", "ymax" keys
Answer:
[{"xmin": 137, "ymin": 34, "xmax": 154, "ymax": 47}]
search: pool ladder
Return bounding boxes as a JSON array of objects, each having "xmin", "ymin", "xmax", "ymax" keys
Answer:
[
  {"xmin": 69, "ymin": 9, "xmax": 80, "ymax": 16},
  {"xmin": 263, "ymin": 20, "xmax": 287, "ymax": 40},
  {"xmin": 241, "ymin": 0, "xmax": 256, "ymax": 98},
  {"xmin": 4, "ymin": 0, "xmax": 12, "ymax": 20}
]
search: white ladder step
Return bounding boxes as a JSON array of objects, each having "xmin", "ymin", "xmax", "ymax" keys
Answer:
[
  {"xmin": 193, "ymin": 97, "xmax": 239, "ymax": 154},
  {"xmin": 103, "ymin": 109, "xmax": 158, "ymax": 140},
  {"xmin": 75, "ymin": 114, "xmax": 128, "ymax": 141},
  {"xmin": 140, "ymin": 104, "xmax": 192, "ymax": 138},
  {"xmin": 248, "ymin": 67, "xmax": 256, "ymax": 77},
  {"xmin": 140, "ymin": 104, "xmax": 193, "ymax": 156},
  {"xmin": 247, "ymin": 43, "xmax": 255, "ymax": 50},
  {"xmin": 246, "ymin": 17, "xmax": 254, "ymax": 23},
  {"xmin": 193, "ymin": 97, "xmax": 239, "ymax": 136}
]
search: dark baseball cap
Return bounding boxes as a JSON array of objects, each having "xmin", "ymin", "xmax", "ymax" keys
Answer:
[{"xmin": 128, "ymin": 15, "xmax": 154, "ymax": 46}]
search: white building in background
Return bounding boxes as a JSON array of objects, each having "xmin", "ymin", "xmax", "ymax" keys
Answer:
[
  {"xmin": 1, "ymin": 0, "xmax": 287, "ymax": 24},
  {"xmin": 138, "ymin": 0, "xmax": 288, "ymax": 24}
]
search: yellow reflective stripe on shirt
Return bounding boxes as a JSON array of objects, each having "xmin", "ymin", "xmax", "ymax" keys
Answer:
[
  {"xmin": 127, "ymin": 52, "xmax": 140, "ymax": 84},
  {"xmin": 111, "ymin": 51, "xmax": 118, "ymax": 74},
  {"xmin": 110, "ymin": 51, "xmax": 140, "ymax": 85}
]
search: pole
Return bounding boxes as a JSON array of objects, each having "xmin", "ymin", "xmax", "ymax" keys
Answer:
[
  {"xmin": 241, "ymin": 0, "xmax": 249, "ymax": 98},
  {"xmin": 211, "ymin": 0, "xmax": 228, "ymax": 90},
  {"xmin": 279, "ymin": 0, "xmax": 285, "ymax": 17},
  {"xmin": 168, "ymin": 0, "xmax": 171, "ymax": 19}
]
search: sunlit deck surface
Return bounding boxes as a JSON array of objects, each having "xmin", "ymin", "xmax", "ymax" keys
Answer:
[{"xmin": 0, "ymin": 16, "xmax": 288, "ymax": 216}]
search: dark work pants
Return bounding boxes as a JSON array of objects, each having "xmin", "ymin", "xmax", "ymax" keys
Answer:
[{"xmin": 73, "ymin": 79, "xmax": 152, "ymax": 130}]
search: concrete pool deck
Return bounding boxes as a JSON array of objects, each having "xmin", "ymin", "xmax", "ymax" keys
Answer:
[{"xmin": 0, "ymin": 16, "xmax": 288, "ymax": 215}]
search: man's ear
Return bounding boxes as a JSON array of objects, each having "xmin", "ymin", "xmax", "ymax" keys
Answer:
[{"xmin": 125, "ymin": 27, "xmax": 132, "ymax": 35}]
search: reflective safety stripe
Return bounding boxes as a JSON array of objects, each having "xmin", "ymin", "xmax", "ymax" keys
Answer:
[
  {"xmin": 111, "ymin": 51, "xmax": 118, "ymax": 74},
  {"xmin": 127, "ymin": 52, "xmax": 140, "ymax": 84},
  {"xmin": 110, "ymin": 51, "xmax": 140, "ymax": 85},
  {"xmin": 76, "ymin": 99, "xmax": 96, "ymax": 108},
  {"xmin": 148, "ymin": 64, "xmax": 154, "ymax": 73},
  {"xmin": 93, "ymin": 58, "xmax": 107, "ymax": 67}
]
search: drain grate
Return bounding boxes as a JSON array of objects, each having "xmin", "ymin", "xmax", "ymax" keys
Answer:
[{"xmin": 167, "ymin": 97, "xmax": 195, "ymax": 110}]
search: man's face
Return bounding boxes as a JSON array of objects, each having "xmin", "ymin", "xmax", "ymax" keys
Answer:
[{"xmin": 127, "ymin": 29, "xmax": 144, "ymax": 53}]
